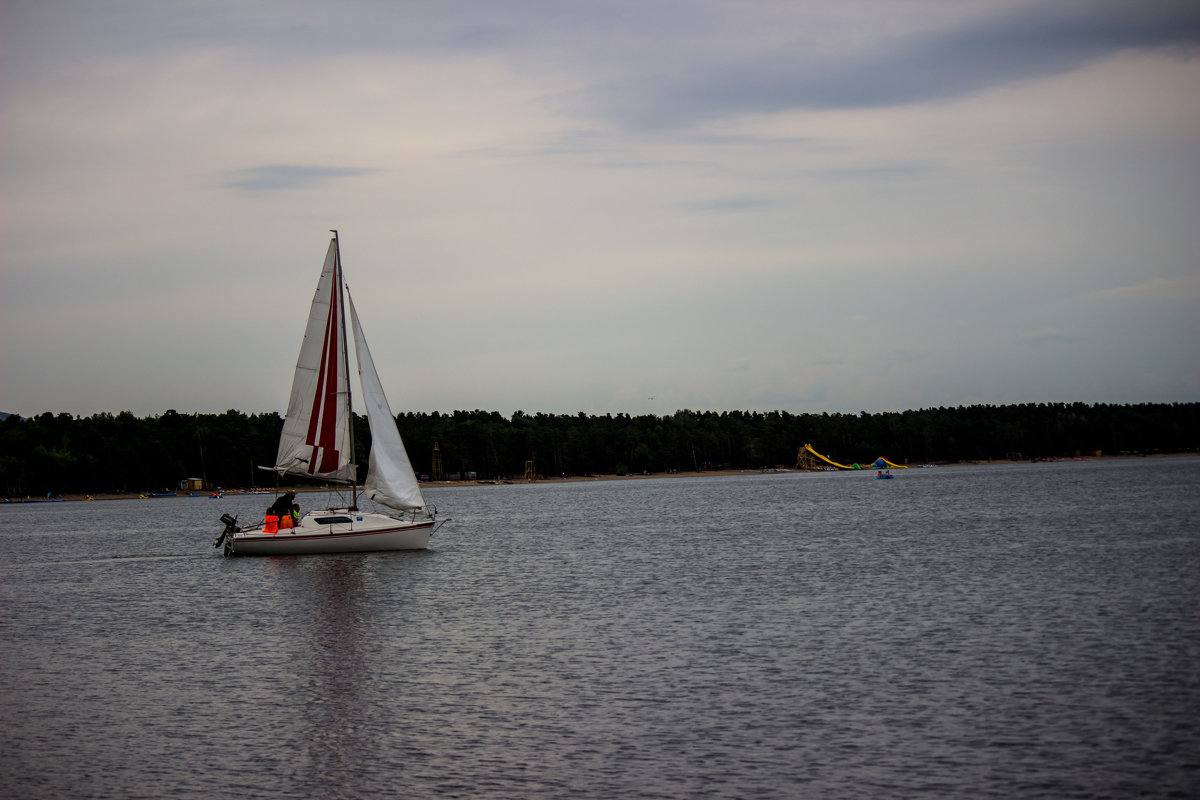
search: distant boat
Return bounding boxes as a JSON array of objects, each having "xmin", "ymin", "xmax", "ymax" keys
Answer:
[{"xmin": 216, "ymin": 231, "xmax": 444, "ymax": 556}]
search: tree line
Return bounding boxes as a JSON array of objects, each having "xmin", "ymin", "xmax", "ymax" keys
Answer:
[{"xmin": 1, "ymin": 402, "xmax": 1196, "ymax": 496}]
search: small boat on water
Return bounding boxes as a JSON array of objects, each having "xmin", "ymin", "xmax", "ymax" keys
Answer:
[{"xmin": 215, "ymin": 231, "xmax": 445, "ymax": 556}]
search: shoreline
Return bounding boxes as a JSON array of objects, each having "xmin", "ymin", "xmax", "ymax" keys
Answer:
[{"xmin": 14, "ymin": 452, "xmax": 1194, "ymax": 503}]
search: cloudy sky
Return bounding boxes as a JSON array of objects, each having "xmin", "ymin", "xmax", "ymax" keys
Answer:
[{"xmin": 3, "ymin": 0, "xmax": 1198, "ymax": 418}]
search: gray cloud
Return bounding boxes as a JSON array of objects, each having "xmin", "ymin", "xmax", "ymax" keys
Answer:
[
  {"xmin": 588, "ymin": 0, "xmax": 1200, "ymax": 129},
  {"xmin": 1018, "ymin": 329, "xmax": 1078, "ymax": 346},
  {"xmin": 224, "ymin": 165, "xmax": 376, "ymax": 191},
  {"xmin": 679, "ymin": 196, "xmax": 780, "ymax": 214}
]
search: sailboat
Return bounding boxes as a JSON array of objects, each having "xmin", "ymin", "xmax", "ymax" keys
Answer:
[{"xmin": 216, "ymin": 231, "xmax": 443, "ymax": 556}]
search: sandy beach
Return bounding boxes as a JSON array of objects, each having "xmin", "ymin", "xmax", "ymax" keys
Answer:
[{"xmin": 27, "ymin": 453, "xmax": 1190, "ymax": 503}]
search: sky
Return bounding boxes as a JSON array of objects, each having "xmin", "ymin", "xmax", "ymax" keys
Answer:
[{"xmin": 2, "ymin": 0, "xmax": 1199, "ymax": 419}]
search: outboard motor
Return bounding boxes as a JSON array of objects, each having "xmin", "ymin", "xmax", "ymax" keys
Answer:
[{"xmin": 214, "ymin": 513, "xmax": 240, "ymax": 549}]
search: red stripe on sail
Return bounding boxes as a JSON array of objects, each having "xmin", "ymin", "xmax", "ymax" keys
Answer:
[{"xmin": 305, "ymin": 277, "xmax": 342, "ymax": 474}]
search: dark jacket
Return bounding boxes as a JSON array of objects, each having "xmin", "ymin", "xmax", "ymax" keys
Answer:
[{"xmin": 267, "ymin": 493, "xmax": 295, "ymax": 517}]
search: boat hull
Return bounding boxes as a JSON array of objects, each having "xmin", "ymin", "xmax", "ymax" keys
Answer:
[{"xmin": 225, "ymin": 511, "xmax": 435, "ymax": 556}]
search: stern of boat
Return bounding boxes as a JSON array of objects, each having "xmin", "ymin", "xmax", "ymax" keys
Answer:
[{"xmin": 214, "ymin": 513, "xmax": 241, "ymax": 556}]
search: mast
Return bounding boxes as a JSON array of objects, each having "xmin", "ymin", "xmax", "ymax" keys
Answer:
[{"xmin": 331, "ymin": 229, "xmax": 359, "ymax": 508}]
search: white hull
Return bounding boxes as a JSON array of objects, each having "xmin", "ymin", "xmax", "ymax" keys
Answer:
[{"xmin": 226, "ymin": 510, "xmax": 436, "ymax": 556}]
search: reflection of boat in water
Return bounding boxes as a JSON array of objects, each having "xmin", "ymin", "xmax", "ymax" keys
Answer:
[{"xmin": 216, "ymin": 231, "xmax": 445, "ymax": 556}]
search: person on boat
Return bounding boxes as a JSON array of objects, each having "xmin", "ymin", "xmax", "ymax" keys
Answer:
[{"xmin": 267, "ymin": 490, "xmax": 296, "ymax": 518}]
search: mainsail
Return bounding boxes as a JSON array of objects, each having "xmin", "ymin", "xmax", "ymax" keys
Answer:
[
  {"xmin": 274, "ymin": 240, "xmax": 356, "ymax": 482},
  {"xmin": 349, "ymin": 292, "xmax": 427, "ymax": 512}
]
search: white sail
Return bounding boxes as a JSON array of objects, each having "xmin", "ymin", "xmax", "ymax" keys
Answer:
[
  {"xmin": 274, "ymin": 240, "xmax": 356, "ymax": 482},
  {"xmin": 349, "ymin": 290, "xmax": 427, "ymax": 511}
]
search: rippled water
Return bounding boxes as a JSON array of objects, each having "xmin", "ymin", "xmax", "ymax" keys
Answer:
[{"xmin": 2, "ymin": 458, "xmax": 1198, "ymax": 799}]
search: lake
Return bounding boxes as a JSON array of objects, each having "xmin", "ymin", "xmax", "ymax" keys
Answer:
[{"xmin": 2, "ymin": 457, "xmax": 1198, "ymax": 799}]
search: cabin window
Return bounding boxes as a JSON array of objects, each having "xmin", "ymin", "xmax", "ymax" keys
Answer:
[{"xmin": 313, "ymin": 515, "xmax": 353, "ymax": 525}]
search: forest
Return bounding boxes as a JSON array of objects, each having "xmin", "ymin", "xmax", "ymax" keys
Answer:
[{"xmin": 1, "ymin": 402, "xmax": 1196, "ymax": 497}]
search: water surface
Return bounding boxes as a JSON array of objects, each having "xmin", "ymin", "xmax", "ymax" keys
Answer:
[{"xmin": 2, "ymin": 458, "xmax": 1198, "ymax": 798}]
